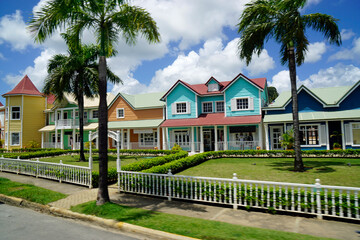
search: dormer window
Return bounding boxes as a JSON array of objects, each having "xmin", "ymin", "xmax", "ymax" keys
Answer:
[{"xmin": 208, "ymin": 83, "xmax": 219, "ymax": 92}]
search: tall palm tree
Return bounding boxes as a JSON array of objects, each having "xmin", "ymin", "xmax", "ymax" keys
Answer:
[
  {"xmin": 237, "ymin": 0, "xmax": 341, "ymax": 171},
  {"xmin": 29, "ymin": 0, "xmax": 160, "ymax": 204},
  {"xmin": 43, "ymin": 37, "xmax": 121, "ymax": 162}
]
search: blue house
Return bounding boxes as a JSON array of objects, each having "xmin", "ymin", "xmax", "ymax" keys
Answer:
[
  {"xmin": 160, "ymin": 73, "xmax": 268, "ymax": 152},
  {"xmin": 263, "ymin": 81, "xmax": 360, "ymax": 150}
]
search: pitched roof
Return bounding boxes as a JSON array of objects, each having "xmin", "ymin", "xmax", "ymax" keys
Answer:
[
  {"xmin": 109, "ymin": 91, "xmax": 165, "ymax": 109},
  {"xmin": 0, "ymin": 102, "xmax": 3, "ymax": 107},
  {"xmin": 61, "ymin": 92, "xmax": 116, "ymax": 108},
  {"xmin": 46, "ymin": 94, "xmax": 56, "ymax": 105},
  {"xmin": 161, "ymin": 113, "xmax": 262, "ymax": 127},
  {"xmin": 108, "ymin": 119, "xmax": 164, "ymax": 129},
  {"xmin": 3, "ymin": 75, "xmax": 42, "ymax": 96}
]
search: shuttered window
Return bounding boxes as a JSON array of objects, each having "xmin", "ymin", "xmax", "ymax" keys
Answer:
[{"xmin": 231, "ymin": 97, "xmax": 254, "ymax": 111}]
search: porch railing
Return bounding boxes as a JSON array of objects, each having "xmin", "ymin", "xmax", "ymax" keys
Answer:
[
  {"xmin": 56, "ymin": 119, "xmax": 80, "ymax": 129},
  {"xmin": 119, "ymin": 171, "xmax": 360, "ymax": 220},
  {"xmin": 167, "ymin": 141, "xmax": 259, "ymax": 151},
  {"xmin": 0, "ymin": 156, "xmax": 92, "ymax": 187}
]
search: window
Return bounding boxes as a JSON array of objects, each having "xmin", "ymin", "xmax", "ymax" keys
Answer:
[
  {"xmin": 11, "ymin": 132, "xmax": 20, "ymax": 146},
  {"xmin": 140, "ymin": 132, "xmax": 157, "ymax": 146},
  {"xmin": 176, "ymin": 103, "xmax": 187, "ymax": 113},
  {"xmin": 84, "ymin": 111, "xmax": 88, "ymax": 119},
  {"xmin": 75, "ymin": 111, "xmax": 79, "ymax": 118},
  {"xmin": 5, "ymin": 107, "xmax": 8, "ymax": 121},
  {"xmin": 117, "ymin": 108, "xmax": 125, "ymax": 118},
  {"xmin": 208, "ymin": 83, "xmax": 219, "ymax": 92},
  {"xmin": 11, "ymin": 107, "xmax": 20, "ymax": 120},
  {"xmin": 5, "ymin": 133, "xmax": 7, "ymax": 146},
  {"xmin": 216, "ymin": 101, "xmax": 224, "ymax": 112},
  {"xmin": 92, "ymin": 110, "xmax": 98, "ymax": 119},
  {"xmin": 63, "ymin": 112, "xmax": 68, "ymax": 119},
  {"xmin": 236, "ymin": 98, "xmax": 249, "ymax": 110},
  {"xmin": 202, "ymin": 102, "xmax": 213, "ymax": 113},
  {"xmin": 352, "ymin": 123, "xmax": 360, "ymax": 145},
  {"xmin": 174, "ymin": 130, "xmax": 190, "ymax": 146},
  {"xmin": 299, "ymin": 125, "xmax": 319, "ymax": 145}
]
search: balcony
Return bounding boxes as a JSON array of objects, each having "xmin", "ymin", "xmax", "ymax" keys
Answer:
[{"xmin": 56, "ymin": 119, "xmax": 80, "ymax": 129}]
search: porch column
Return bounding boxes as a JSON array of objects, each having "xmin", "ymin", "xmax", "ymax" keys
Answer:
[
  {"xmin": 72, "ymin": 129, "xmax": 76, "ymax": 150},
  {"xmin": 341, "ymin": 120, "xmax": 345, "ymax": 150},
  {"xmin": 214, "ymin": 125, "xmax": 218, "ymax": 151},
  {"xmin": 259, "ymin": 123, "xmax": 263, "ymax": 149},
  {"xmin": 165, "ymin": 127, "xmax": 169, "ymax": 150},
  {"xmin": 41, "ymin": 132, "xmax": 44, "ymax": 149},
  {"xmin": 60, "ymin": 129, "xmax": 64, "ymax": 149},
  {"xmin": 55, "ymin": 130, "xmax": 58, "ymax": 148},
  {"xmin": 162, "ymin": 128, "xmax": 166, "ymax": 150},
  {"xmin": 191, "ymin": 126, "xmax": 195, "ymax": 153},
  {"xmin": 157, "ymin": 127, "xmax": 160, "ymax": 150},
  {"xmin": 72, "ymin": 109, "xmax": 76, "ymax": 127},
  {"xmin": 224, "ymin": 125, "xmax": 228, "ymax": 150},
  {"xmin": 265, "ymin": 124, "xmax": 270, "ymax": 150},
  {"xmin": 121, "ymin": 129, "xmax": 124, "ymax": 150},
  {"xmin": 200, "ymin": 126, "xmax": 204, "ymax": 153},
  {"xmin": 127, "ymin": 128, "xmax": 130, "ymax": 149},
  {"xmin": 55, "ymin": 110, "xmax": 58, "ymax": 126},
  {"xmin": 325, "ymin": 121, "xmax": 330, "ymax": 150}
]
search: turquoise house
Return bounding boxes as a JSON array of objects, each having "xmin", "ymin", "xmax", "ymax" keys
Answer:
[{"xmin": 160, "ymin": 73, "xmax": 269, "ymax": 152}]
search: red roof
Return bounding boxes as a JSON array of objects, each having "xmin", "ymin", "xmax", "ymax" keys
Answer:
[
  {"xmin": 161, "ymin": 113, "xmax": 262, "ymax": 127},
  {"xmin": 3, "ymin": 75, "xmax": 42, "ymax": 96},
  {"xmin": 46, "ymin": 94, "xmax": 56, "ymax": 105},
  {"xmin": 0, "ymin": 102, "xmax": 3, "ymax": 107}
]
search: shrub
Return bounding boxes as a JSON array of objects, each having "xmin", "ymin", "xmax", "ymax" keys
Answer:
[{"xmin": 91, "ymin": 167, "xmax": 118, "ymax": 188}]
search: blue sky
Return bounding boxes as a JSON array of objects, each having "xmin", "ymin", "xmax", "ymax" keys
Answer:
[{"xmin": 0, "ymin": 0, "xmax": 359, "ymax": 104}]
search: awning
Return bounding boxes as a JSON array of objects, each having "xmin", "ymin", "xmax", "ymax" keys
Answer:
[
  {"xmin": 161, "ymin": 113, "xmax": 261, "ymax": 127},
  {"xmin": 108, "ymin": 119, "xmax": 164, "ymax": 129},
  {"xmin": 83, "ymin": 123, "xmax": 98, "ymax": 130},
  {"xmin": 39, "ymin": 125, "xmax": 55, "ymax": 132},
  {"xmin": 264, "ymin": 109, "xmax": 360, "ymax": 123}
]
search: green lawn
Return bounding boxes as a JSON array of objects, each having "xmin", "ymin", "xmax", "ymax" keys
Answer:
[
  {"xmin": 0, "ymin": 177, "xmax": 67, "ymax": 204},
  {"xmin": 38, "ymin": 154, "xmax": 146, "ymax": 172},
  {"xmin": 71, "ymin": 201, "xmax": 332, "ymax": 240},
  {"xmin": 177, "ymin": 158, "xmax": 360, "ymax": 187}
]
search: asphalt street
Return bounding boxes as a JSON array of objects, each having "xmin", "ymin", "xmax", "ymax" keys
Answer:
[{"xmin": 0, "ymin": 203, "xmax": 143, "ymax": 240}]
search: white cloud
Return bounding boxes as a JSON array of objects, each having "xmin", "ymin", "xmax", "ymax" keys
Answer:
[
  {"xmin": 341, "ymin": 29, "xmax": 355, "ymax": 41},
  {"xmin": 329, "ymin": 37, "xmax": 360, "ymax": 61},
  {"xmin": 271, "ymin": 70, "xmax": 292, "ymax": 93},
  {"xmin": 0, "ymin": 10, "xmax": 35, "ymax": 51},
  {"xmin": 0, "ymin": 52, "xmax": 5, "ymax": 60},
  {"xmin": 304, "ymin": 42, "xmax": 326, "ymax": 63}
]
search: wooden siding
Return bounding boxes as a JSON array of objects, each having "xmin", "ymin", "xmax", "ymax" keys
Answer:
[{"xmin": 108, "ymin": 96, "xmax": 163, "ymax": 121}]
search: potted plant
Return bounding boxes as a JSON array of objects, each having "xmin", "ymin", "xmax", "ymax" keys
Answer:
[
  {"xmin": 330, "ymin": 131, "xmax": 342, "ymax": 150},
  {"xmin": 280, "ymin": 128, "xmax": 294, "ymax": 150},
  {"xmin": 333, "ymin": 142, "xmax": 341, "ymax": 150}
]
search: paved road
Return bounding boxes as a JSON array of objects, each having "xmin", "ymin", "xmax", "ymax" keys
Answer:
[{"xmin": 0, "ymin": 203, "xmax": 142, "ymax": 240}]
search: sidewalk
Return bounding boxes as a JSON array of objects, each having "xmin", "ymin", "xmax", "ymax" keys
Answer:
[{"xmin": 1, "ymin": 172, "xmax": 359, "ymax": 240}]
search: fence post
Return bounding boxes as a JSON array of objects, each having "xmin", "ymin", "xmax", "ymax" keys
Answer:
[
  {"xmin": 17, "ymin": 156, "xmax": 20, "ymax": 174},
  {"xmin": 89, "ymin": 131, "xmax": 92, "ymax": 163},
  {"xmin": 315, "ymin": 179, "xmax": 322, "ymax": 219},
  {"xmin": 0, "ymin": 155, "xmax": 3, "ymax": 172},
  {"xmin": 233, "ymin": 173, "xmax": 238, "ymax": 210},
  {"xmin": 168, "ymin": 169, "xmax": 172, "ymax": 201},
  {"xmin": 36, "ymin": 158, "xmax": 39, "ymax": 178},
  {"xmin": 116, "ymin": 153, "xmax": 121, "ymax": 193},
  {"xmin": 88, "ymin": 154, "xmax": 93, "ymax": 189},
  {"xmin": 59, "ymin": 160, "xmax": 63, "ymax": 183}
]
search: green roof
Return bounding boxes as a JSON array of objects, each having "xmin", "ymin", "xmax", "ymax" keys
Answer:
[
  {"xmin": 108, "ymin": 119, "xmax": 164, "ymax": 129},
  {"xmin": 266, "ymin": 84, "xmax": 354, "ymax": 109},
  {"xmin": 111, "ymin": 92, "xmax": 165, "ymax": 109},
  {"xmin": 264, "ymin": 109, "xmax": 360, "ymax": 123}
]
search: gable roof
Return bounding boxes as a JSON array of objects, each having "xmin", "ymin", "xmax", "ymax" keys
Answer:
[
  {"xmin": 265, "ymin": 82, "xmax": 357, "ymax": 110},
  {"xmin": 161, "ymin": 73, "xmax": 266, "ymax": 100},
  {"xmin": 52, "ymin": 93, "xmax": 116, "ymax": 109},
  {"xmin": 2, "ymin": 75, "xmax": 42, "ymax": 97},
  {"xmin": 109, "ymin": 91, "xmax": 165, "ymax": 110}
]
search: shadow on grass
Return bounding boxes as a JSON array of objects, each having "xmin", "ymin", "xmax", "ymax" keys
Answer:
[{"xmin": 267, "ymin": 160, "xmax": 359, "ymax": 172}]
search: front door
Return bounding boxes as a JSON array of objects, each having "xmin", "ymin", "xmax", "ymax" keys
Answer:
[
  {"xmin": 203, "ymin": 129, "xmax": 214, "ymax": 151},
  {"xmin": 271, "ymin": 127, "xmax": 283, "ymax": 150}
]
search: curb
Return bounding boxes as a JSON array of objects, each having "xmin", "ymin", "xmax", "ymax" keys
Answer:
[{"xmin": 0, "ymin": 194, "xmax": 198, "ymax": 240}]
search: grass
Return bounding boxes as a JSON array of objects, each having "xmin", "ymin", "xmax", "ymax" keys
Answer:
[
  {"xmin": 0, "ymin": 177, "xmax": 67, "ymax": 204},
  {"xmin": 71, "ymin": 201, "xmax": 332, "ymax": 240},
  {"xmin": 38, "ymin": 154, "xmax": 146, "ymax": 172},
  {"xmin": 177, "ymin": 158, "xmax": 360, "ymax": 187}
]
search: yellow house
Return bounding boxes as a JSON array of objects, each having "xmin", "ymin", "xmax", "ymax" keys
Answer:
[{"xmin": 2, "ymin": 75, "xmax": 47, "ymax": 150}]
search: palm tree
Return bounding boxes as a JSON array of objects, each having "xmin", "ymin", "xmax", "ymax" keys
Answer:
[
  {"xmin": 237, "ymin": 0, "xmax": 341, "ymax": 171},
  {"xmin": 43, "ymin": 36, "xmax": 121, "ymax": 162},
  {"xmin": 29, "ymin": 0, "xmax": 160, "ymax": 204}
]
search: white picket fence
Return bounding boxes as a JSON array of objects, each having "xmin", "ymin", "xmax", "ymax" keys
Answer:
[
  {"xmin": 118, "ymin": 171, "xmax": 360, "ymax": 220},
  {"xmin": 0, "ymin": 156, "xmax": 92, "ymax": 188}
]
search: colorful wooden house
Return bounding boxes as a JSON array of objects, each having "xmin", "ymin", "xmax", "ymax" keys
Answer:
[
  {"xmin": 0, "ymin": 102, "xmax": 5, "ymax": 142},
  {"xmin": 160, "ymin": 73, "xmax": 269, "ymax": 152},
  {"xmin": 39, "ymin": 93, "xmax": 115, "ymax": 149},
  {"xmin": 2, "ymin": 75, "xmax": 47, "ymax": 150},
  {"xmin": 263, "ymin": 81, "xmax": 360, "ymax": 150},
  {"xmin": 107, "ymin": 92, "xmax": 165, "ymax": 149}
]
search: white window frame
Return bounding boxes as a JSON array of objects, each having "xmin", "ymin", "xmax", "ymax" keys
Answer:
[
  {"xmin": 91, "ymin": 109, "xmax": 99, "ymax": 119},
  {"xmin": 350, "ymin": 122, "xmax": 360, "ymax": 146},
  {"xmin": 10, "ymin": 132, "xmax": 20, "ymax": 146},
  {"xmin": 202, "ymin": 102, "xmax": 213, "ymax": 113},
  {"xmin": 208, "ymin": 83, "xmax": 219, "ymax": 92},
  {"xmin": 172, "ymin": 130, "xmax": 190, "ymax": 146},
  {"xmin": 235, "ymin": 97, "xmax": 250, "ymax": 111},
  {"xmin": 50, "ymin": 112, "xmax": 55, "ymax": 122},
  {"xmin": 299, "ymin": 124, "xmax": 321, "ymax": 147},
  {"xmin": 5, "ymin": 132, "xmax": 8, "ymax": 146},
  {"xmin": 117, "ymin": 108, "xmax": 125, "ymax": 118},
  {"xmin": 173, "ymin": 102, "xmax": 189, "ymax": 115},
  {"xmin": 10, "ymin": 106, "xmax": 21, "ymax": 120},
  {"xmin": 215, "ymin": 101, "xmax": 224, "ymax": 112},
  {"xmin": 139, "ymin": 132, "xmax": 157, "ymax": 147},
  {"xmin": 5, "ymin": 107, "xmax": 8, "ymax": 121}
]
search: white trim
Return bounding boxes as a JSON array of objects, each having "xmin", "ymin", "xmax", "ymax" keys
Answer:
[
  {"xmin": 258, "ymin": 90, "xmax": 261, "ymax": 115},
  {"xmin": 10, "ymin": 131, "xmax": 21, "ymax": 146},
  {"xmin": 161, "ymin": 80, "xmax": 199, "ymax": 101},
  {"xmin": 336, "ymin": 81, "xmax": 360, "ymax": 106},
  {"xmin": 202, "ymin": 101, "xmax": 213, "ymax": 113},
  {"xmin": 173, "ymin": 102, "xmax": 189, "ymax": 115},
  {"xmin": 116, "ymin": 108, "xmax": 125, "ymax": 119},
  {"xmin": 195, "ymin": 96, "xmax": 198, "ymax": 117},
  {"xmin": 265, "ymin": 124, "xmax": 269, "ymax": 150},
  {"xmin": 91, "ymin": 109, "xmax": 99, "ymax": 119},
  {"xmin": 215, "ymin": 101, "xmax": 224, "ymax": 113},
  {"xmin": 349, "ymin": 122, "xmax": 360, "ymax": 147},
  {"xmin": 221, "ymin": 73, "xmax": 264, "ymax": 93},
  {"xmin": 224, "ymin": 92, "xmax": 227, "ymax": 116},
  {"xmin": 325, "ymin": 121, "xmax": 329, "ymax": 150},
  {"xmin": 299, "ymin": 123, "xmax": 322, "ymax": 147},
  {"xmin": 341, "ymin": 120, "xmax": 345, "ymax": 150},
  {"xmin": 232, "ymin": 97, "xmax": 251, "ymax": 111},
  {"xmin": 21, "ymin": 95, "xmax": 24, "ymax": 148},
  {"xmin": 10, "ymin": 106, "xmax": 21, "ymax": 120},
  {"xmin": 165, "ymin": 99, "xmax": 168, "ymax": 119}
]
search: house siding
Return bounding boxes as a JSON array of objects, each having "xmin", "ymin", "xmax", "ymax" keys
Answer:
[
  {"xmin": 22, "ymin": 96, "xmax": 45, "ymax": 146},
  {"xmin": 167, "ymin": 84, "xmax": 197, "ymax": 119}
]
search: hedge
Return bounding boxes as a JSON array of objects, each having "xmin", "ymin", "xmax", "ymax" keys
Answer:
[{"xmin": 92, "ymin": 168, "xmax": 118, "ymax": 188}]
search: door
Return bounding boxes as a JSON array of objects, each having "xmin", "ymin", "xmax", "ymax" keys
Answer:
[
  {"xmin": 271, "ymin": 127, "xmax": 283, "ymax": 150},
  {"xmin": 203, "ymin": 129, "xmax": 214, "ymax": 151}
]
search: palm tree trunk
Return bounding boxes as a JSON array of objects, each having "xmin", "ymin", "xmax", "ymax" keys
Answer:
[
  {"xmin": 288, "ymin": 46, "xmax": 304, "ymax": 172},
  {"xmin": 78, "ymin": 89, "xmax": 86, "ymax": 162},
  {"xmin": 96, "ymin": 55, "xmax": 110, "ymax": 205}
]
